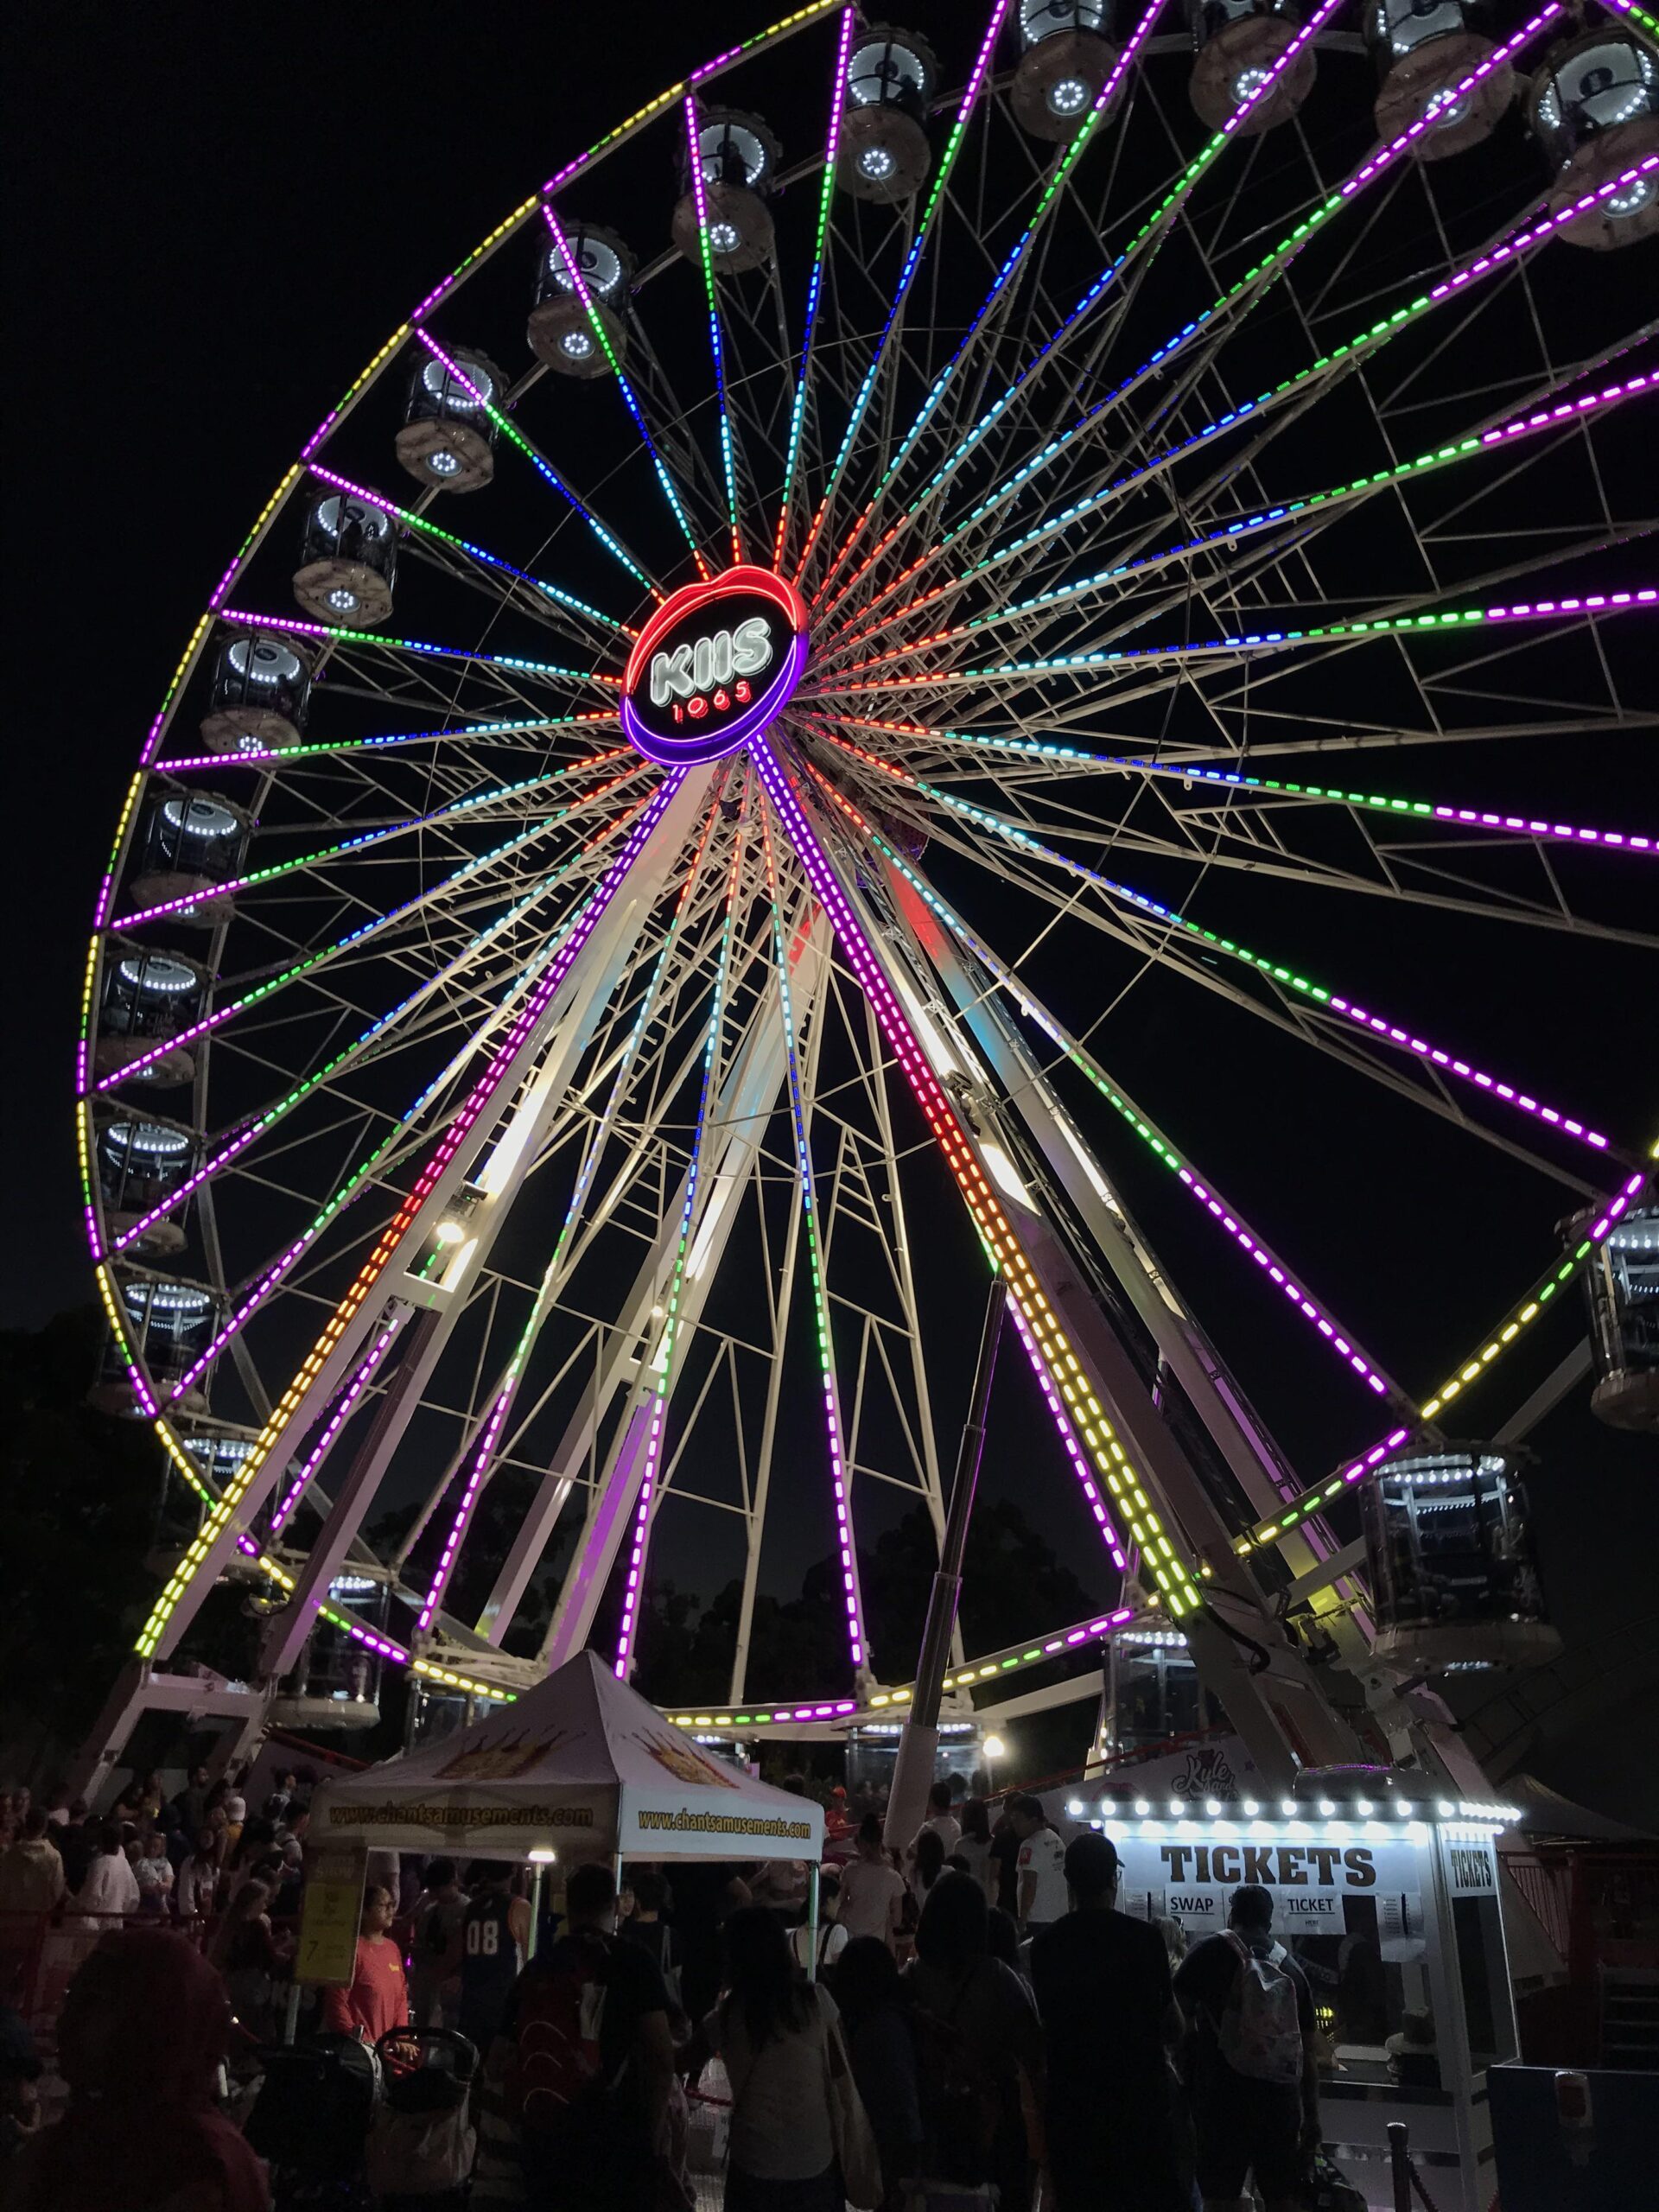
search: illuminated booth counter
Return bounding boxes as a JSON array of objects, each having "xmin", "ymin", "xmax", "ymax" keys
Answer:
[{"xmin": 1083, "ymin": 1780, "xmax": 1522, "ymax": 2212}]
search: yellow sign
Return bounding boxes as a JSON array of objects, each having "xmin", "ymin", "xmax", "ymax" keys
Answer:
[{"xmin": 295, "ymin": 1844, "xmax": 365, "ymax": 1987}]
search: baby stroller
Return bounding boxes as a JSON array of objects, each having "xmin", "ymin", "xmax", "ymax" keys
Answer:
[
  {"xmin": 365, "ymin": 2026, "xmax": 478, "ymax": 2209},
  {"xmin": 245, "ymin": 2031, "xmax": 378, "ymax": 2207}
]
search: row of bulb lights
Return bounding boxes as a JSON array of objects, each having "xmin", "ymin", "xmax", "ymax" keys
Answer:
[{"xmin": 1066, "ymin": 1795, "xmax": 1522, "ymax": 1827}]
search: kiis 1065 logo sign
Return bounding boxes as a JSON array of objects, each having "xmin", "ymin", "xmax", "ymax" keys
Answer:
[{"xmin": 621, "ymin": 566, "xmax": 809, "ymax": 768}]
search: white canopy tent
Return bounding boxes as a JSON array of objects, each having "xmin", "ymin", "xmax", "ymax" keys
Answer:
[{"xmin": 309, "ymin": 1649, "xmax": 824, "ymax": 1867}]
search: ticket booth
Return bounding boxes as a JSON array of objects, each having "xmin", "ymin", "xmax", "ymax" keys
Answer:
[{"xmin": 1085, "ymin": 1776, "xmax": 1522, "ymax": 2212}]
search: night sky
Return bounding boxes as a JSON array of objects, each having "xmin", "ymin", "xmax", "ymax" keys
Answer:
[{"xmin": 7, "ymin": 3, "xmax": 1656, "ymax": 1807}]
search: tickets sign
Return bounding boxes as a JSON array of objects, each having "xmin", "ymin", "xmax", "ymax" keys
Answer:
[
  {"xmin": 1114, "ymin": 1827, "xmax": 1425, "ymax": 1940},
  {"xmin": 621, "ymin": 566, "xmax": 809, "ymax": 767}
]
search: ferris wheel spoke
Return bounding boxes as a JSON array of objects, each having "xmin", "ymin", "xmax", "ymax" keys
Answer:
[
  {"xmin": 540, "ymin": 207, "xmax": 715, "ymax": 577},
  {"xmin": 810, "ymin": 0, "xmax": 1355, "ymax": 634},
  {"xmin": 818, "ymin": 356, "xmax": 1654, "ymax": 681},
  {"xmin": 807, "ymin": 0, "xmax": 1173, "ymax": 614},
  {"xmin": 303, "ymin": 462, "xmax": 636, "ymax": 653},
  {"xmin": 918, "ymin": 161, "xmax": 1657, "ymax": 618},
  {"xmin": 917, "ymin": 797, "xmax": 1627, "ymax": 1196},
  {"xmin": 406, "ymin": 785, "xmax": 733, "ymax": 1634},
  {"xmin": 803, "ymin": 708, "xmax": 1656, "ymax": 859},
  {"xmin": 901, "ymin": 769, "xmax": 1626, "ymax": 1155},
  {"xmin": 411, "ymin": 331, "xmax": 664, "ymax": 598},
  {"xmin": 758, "ymin": 794, "xmax": 868, "ymax": 1677},
  {"xmin": 613, "ymin": 790, "xmax": 751, "ymax": 1679},
  {"xmin": 858, "ymin": 822, "xmax": 1430, "ymax": 1419},
  {"xmin": 791, "ymin": 0, "xmax": 1014, "ymax": 594}
]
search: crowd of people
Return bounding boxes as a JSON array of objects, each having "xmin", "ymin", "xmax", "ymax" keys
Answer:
[{"xmin": 0, "ymin": 1765, "xmax": 1337, "ymax": 2211}]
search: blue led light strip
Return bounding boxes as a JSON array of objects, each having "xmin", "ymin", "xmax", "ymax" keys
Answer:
[
  {"xmin": 810, "ymin": 0, "xmax": 1351, "ymax": 627},
  {"xmin": 415, "ymin": 331, "xmax": 663, "ymax": 599},
  {"xmin": 308, "ymin": 461, "xmax": 632, "ymax": 637},
  {"xmin": 772, "ymin": 3, "xmax": 856, "ymax": 574},
  {"xmin": 542, "ymin": 206, "xmax": 711, "ymax": 579},
  {"xmin": 807, "ymin": 0, "xmax": 1171, "ymax": 613},
  {"xmin": 684, "ymin": 95, "xmax": 746, "ymax": 567},
  {"xmin": 791, "ymin": 0, "xmax": 1013, "ymax": 589}
]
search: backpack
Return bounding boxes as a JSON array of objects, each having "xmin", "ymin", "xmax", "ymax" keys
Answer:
[
  {"xmin": 911, "ymin": 1966, "xmax": 1002, "ymax": 2185},
  {"xmin": 507, "ymin": 1935, "xmax": 624, "ymax": 2140},
  {"xmin": 1216, "ymin": 1932, "xmax": 1304, "ymax": 2087}
]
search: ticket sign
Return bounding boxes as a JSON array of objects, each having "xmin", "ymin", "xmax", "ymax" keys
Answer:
[
  {"xmin": 1114, "ymin": 1827, "xmax": 1424, "ymax": 1942},
  {"xmin": 621, "ymin": 566, "xmax": 809, "ymax": 767},
  {"xmin": 295, "ymin": 1842, "xmax": 366, "ymax": 1987}
]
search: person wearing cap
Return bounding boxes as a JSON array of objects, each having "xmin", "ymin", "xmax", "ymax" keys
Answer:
[{"xmin": 1027, "ymin": 1832, "xmax": 1187, "ymax": 2212}]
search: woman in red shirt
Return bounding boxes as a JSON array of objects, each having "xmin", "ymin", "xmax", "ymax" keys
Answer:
[{"xmin": 321, "ymin": 1882, "xmax": 410, "ymax": 2046}]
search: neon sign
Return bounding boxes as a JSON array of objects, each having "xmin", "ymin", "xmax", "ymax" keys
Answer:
[{"xmin": 622, "ymin": 565, "xmax": 808, "ymax": 767}]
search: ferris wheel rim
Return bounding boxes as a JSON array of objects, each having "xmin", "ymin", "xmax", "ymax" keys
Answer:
[{"xmin": 79, "ymin": 1, "xmax": 1656, "ymax": 1721}]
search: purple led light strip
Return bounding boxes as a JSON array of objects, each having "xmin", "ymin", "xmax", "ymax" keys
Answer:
[
  {"xmin": 836, "ymin": 782, "xmax": 1412, "ymax": 1414},
  {"xmin": 760, "ymin": 800, "xmax": 868, "ymax": 1668},
  {"xmin": 408, "ymin": 798, "xmax": 727, "ymax": 1621},
  {"xmin": 887, "ymin": 772, "xmax": 1616, "ymax": 1154},
  {"xmin": 806, "ymin": 709, "xmax": 1652, "ymax": 855},
  {"xmin": 162, "ymin": 796, "xmax": 658, "ymax": 1402},
  {"xmin": 614, "ymin": 806, "xmax": 747, "ymax": 1679},
  {"xmin": 268, "ymin": 1311, "xmax": 408, "ymax": 1536}
]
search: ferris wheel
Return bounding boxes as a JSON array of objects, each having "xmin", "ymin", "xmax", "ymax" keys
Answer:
[{"xmin": 75, "ymin": 0, "xmax": 1656, "ymax": 1793}]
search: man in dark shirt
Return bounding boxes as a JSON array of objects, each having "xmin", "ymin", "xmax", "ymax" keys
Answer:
[
  {"xmin": 499, "ymin": 1860, "xmax": 675, "ymax": 2212},
  {"xmin": 1173, "ymin": 1883, "xmax": 1321, "ymax": 2212},
  {"xmin": 1029, "ymin": 1833, "xmax": 1188, "ymax": 2212},
  {"xmin": 987, "ymin": 1809, "xmax": 1020, "ymax": 1917}
]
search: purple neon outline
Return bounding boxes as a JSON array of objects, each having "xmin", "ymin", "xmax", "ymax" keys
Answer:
[{"xmin": 622, "ymin": 628, "xmax": 809, "ymax": 767}]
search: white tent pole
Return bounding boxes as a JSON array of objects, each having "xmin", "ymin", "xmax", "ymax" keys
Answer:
[{"xmin": 805, "ymin": 1860, "xmax": 821, "ymax": 1985}]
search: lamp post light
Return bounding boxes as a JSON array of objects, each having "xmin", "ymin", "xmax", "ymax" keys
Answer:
[{"xmin": 982, "ymin": 1732, "xmax": 1007, "ymax": 1797}]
